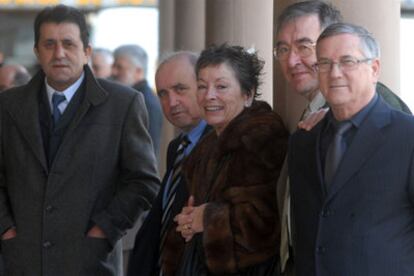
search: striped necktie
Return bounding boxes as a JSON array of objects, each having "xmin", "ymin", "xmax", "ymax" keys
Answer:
[
  {"xmin": 52, "ymin": 92, "xmax": 66, "ymax": 125},
  {"xmin": 159, "ymin": 135, "xmax": 191, "ymax": 273}
]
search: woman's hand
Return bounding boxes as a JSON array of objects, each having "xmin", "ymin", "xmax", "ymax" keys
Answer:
[{"xmin": 175, "ymin": 196, "xmax": 207, "ymax": 242}]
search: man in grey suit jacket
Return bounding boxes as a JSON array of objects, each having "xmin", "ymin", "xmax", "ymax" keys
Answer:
[
  {"xmin": 0, "ymin": 5, "xmax": 159, "ymax": 276},
  {"xmin": 289, "ymin": 23, "xmax": 414, "ymax": 276}
]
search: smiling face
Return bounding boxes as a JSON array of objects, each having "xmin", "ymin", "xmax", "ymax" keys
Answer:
[
  {"xmin": 156, "ymin": 56, "xmax": 201, "ymax": 132},
  {"xmin": 34, "ymin": 22, "xmax": 91, "ymax": 91},
  {"xmin": 276, "ymin": 15, "xmax": 321, "ymax": 100},
  {"xmin": 197, "ymin": 63, "xmax": 251, "ymax": 135},
  {"xmin": 317, "ymin": 33, "xmax": 380, "ymax": 120}
]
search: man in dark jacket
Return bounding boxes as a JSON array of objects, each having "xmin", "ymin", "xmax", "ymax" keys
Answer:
[
  {"xmin": 0, "ymin": 5, "xmax": 159, "ymax": 275},
  {"xmin": 128, "ymin": 51, "xmax": 210, "ymax": 276},
  {"xmin": 275, "ymin": 2, "xmax": 411, "ymax": 275}
]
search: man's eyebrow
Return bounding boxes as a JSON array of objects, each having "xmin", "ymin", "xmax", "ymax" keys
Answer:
[
  {"xmin": 296, "ymin": 37, "xmax": 315, "ymax": 44},
  {"xmin": 276, "ymin": 37, "xmax": 314, "ymax": 48}
]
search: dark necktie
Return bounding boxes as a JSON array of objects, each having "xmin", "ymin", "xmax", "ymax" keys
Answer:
[
  {"xmin": 159, "ymin": 135, "xmax": 191, "ymax": 273},
  {"xmin": 52, "ymin": 93, "xmax": 66, "ymax": 125},
  {"xmin": 324, "ymin": 121, "xmax": 352, "ymax": 188}
]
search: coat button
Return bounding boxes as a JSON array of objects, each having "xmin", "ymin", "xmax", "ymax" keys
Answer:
[
  {"xmin": 316, "ymin": 246, "xmax": 326, "ymax": 254},
  {"xmin": 321, "ymin": 209, "xmax": 331, "ymax": 217},
  {"xmin": 43, "ymin": 241, "xmax": 53, "ymax": 248},
  {"xmin": 45, "ymin": 205, "xmax": 53, "ymax": 212}
]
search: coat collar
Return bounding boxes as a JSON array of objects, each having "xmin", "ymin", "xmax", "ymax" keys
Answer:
[
  {"xmin": 323, "ymin": 97, "xmax": 391, "ymax": 202},
  {"xmin": 2, "ymin": 65, "xmax": 107, "ymax": 171}
]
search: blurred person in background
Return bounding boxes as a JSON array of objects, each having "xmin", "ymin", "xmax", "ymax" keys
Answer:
[
  {"xmin": 112, "ymin": 44, "xmax": 163, "ymax": 159},
  {"xmin": 0, "ymin": 63, "xmax": 31, "ymax": 92},
  {"xmin": 91, "ymin": 47, "xmax": 113, "ymax": 79}
]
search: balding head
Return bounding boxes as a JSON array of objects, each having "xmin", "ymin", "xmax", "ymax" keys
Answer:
[{"xmin": 0, "ymin": 64, "xmax": 31, "ymax": 92}]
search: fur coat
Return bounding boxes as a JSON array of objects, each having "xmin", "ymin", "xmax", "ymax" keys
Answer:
[{"xmin": 162, "ymin": 101, "xmax": 289, "ymax": 275}]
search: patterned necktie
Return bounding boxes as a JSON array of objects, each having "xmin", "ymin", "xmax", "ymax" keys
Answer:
[
  {"xmin": 324, "ymin": 121, "xmax": 353, "ymax": 188},
  {"xmin": 52, "ymin": 92, "xmax": 66, "ymax": 124},
  {"xmin": 159, "ymin": 135, "xmax": 191, "ymax": 273}
]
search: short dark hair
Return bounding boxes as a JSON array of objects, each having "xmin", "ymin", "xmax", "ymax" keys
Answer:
[
  {"xmin": 34, "ymin": 4, "xmax": 89, "ymax": 49},
  {"xmin": 196, "ymin": 44, "xmax": 264, "ymax": 99},
  {"xmin": 277, "ymin": 0, "xmax": 342, "ymax": 34}
]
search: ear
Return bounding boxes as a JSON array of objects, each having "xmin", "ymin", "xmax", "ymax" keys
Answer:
[
  {"xmin": 370, "ymin": 58, "xmax": 380, "ymax": 82},
  {"xmin": 135, "ymin": 67, "xmax": 144, "ymax": 82},
  {"xmin": 33, "ymin": 47, "xmax": 39, "ymax": 60},
  {"xmin": 84, "ymin": 44, "xmax": 92, "ymax": 63},
  {"xmin": 243, "ymin": 90, "xmax": 254, "ymax": 107}
]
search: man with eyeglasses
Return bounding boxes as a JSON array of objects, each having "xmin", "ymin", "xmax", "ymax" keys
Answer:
[
  {"xmin": 275, "ymin": 2, "xmax": 410, "ymax": 275},
  {"xmin": 288, "ymin": 22, "xmax": 414, "ymax": 276}
]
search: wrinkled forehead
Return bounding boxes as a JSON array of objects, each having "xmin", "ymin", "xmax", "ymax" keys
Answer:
[
  {"xmin": 276, "ymin": 15, "xmax": 322, "ymax": 45},
  {"xmin": 317, "ymin": 34, "xmax": 364, "ymax": 59}
]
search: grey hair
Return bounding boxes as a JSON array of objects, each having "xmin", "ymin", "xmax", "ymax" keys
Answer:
[
  {"xmin": 276, "ymin": 0, "xmax": 342, "ymax": 34},
  {"xmin": 317, "ymin": 22, "xmax": 380, "ymax": 58},
  {"xmin": 156, "ymin": 51, "xmax": 199, "ymax": 75},
  {"xmin": 113, "ymin": 44, "xmax": 148, "ymax": 76},
  {"xmin": 92, "ymin": 48, "xmax": 114, "ymax": 65},
  {"xmin": 14, "ymin": 69, "xmax": 31, "ymax": 86}
]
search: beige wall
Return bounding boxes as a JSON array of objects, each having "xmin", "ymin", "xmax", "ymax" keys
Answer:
[
  {"xmin": 333, "ymin": 0, "xmax": 400, "ymax": 94},
  {"xmin": 205, "ymin": 0, "xmax": 274, "ymax": 104}
]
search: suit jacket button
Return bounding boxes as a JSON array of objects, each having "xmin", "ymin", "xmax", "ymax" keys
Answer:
[
  {"xmin": 43, "ymin": 241, "xmax": 53, "ymax": 248},
  {"xmin": 45, "ymin": 205, "xmax": 54, "ymax": 212},
  {"xmin": 321, "ymin": 209, "xmax": 330, "ymax": 217},
  {"xmin": 316, "ymin": 246, "xmax": 326, "ymax": 254}
]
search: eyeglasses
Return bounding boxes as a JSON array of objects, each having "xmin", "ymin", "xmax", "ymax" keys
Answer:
[
  {"xmin": 314, "ymin": 57, "xmax": 373, "ymax": 73},
  {"xmin": 273, "ymin": 42, "xmax": 316, "ymax": 60}
]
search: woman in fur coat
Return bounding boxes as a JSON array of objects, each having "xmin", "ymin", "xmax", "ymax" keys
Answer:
[{"xmin": 161, "ymin": 44, "xmax": 289, "ymax": 275}]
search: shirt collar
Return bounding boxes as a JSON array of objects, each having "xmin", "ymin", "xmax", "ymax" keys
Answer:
[
  {"xmin": 185, "ymin": 120, "xmax": 207, "ymax": 145},
  {"xmin": 327, "ymin": 93, "xmax": 378, "ymax": 129},
  {"xmin": 45, "ymin": 71, "xmax": 85, "ymax": 106},
  {"xmin": 309, "ymin": 92, "xmax": 326, "ymax": 113}
]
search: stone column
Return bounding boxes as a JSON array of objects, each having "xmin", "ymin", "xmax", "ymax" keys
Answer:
[
  {"xmin": 158, "ymin": 0, "xmax": 176, "ymax": 175},
  {"xmin": 158, "ymin": 0, "xmax": 206, "ymax": 174},
  {"xmin": 174, "ymin": 0, "xmax": 205, "ymax": 51},
  {"xmin": 333, "ymin": 0, "xmax": 400, "ymax": 94},
  {"xmin": 205, "ymin": 0, "xmax": 274, "ymax": 105}
]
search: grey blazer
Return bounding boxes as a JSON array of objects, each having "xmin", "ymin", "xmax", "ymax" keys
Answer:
[{"xmin": 0, "ymin": 66, "xmax": 160, "ymax": 276}]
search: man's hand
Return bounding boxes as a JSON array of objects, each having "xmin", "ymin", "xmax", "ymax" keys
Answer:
[
  {"xmin": 87, "ymin": 225, "xmax": 107, "ymax": 239},
  {"xmin": 1, "ymin": 227, "xmax": 17, "ymax": 240},
  {"xmin": 298, "ymin": 107, "xmax": 329, "ymax": 131}
]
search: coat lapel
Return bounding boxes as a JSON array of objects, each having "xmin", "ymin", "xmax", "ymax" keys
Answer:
[
  {"xmin": 4, "ymin": 72, "xmax": 48, "ymax": 170},
  {"xmin": 313, "ymin": 122, "xmax": 327, "ymax": 199},
  {"xmin": 54, "ymin": 66, "xmax": 108, "ymax": 159},
  {"xmin": 325, "ymin": 99, "xmax": 391, "ymax": 201}
]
